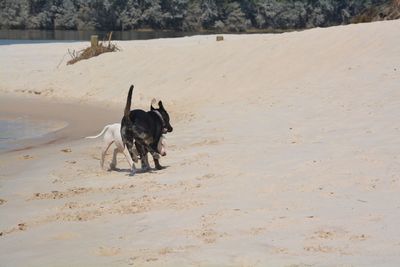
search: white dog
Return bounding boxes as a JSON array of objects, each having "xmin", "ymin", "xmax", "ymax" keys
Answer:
[
  {"xmin": 86, "ymin": 123, "xmax": 166, "ymax": 172},
  {"xmin": 86, "ymin": 123, "xmax": 138, "ymax": 170}
]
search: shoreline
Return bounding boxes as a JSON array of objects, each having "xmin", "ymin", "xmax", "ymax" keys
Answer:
[
  {"xmin": 0, "ymin": 95, "xmax": 122, "ymax": 154},
  {"xmin": 0, "ymin": 116, "xmax": 68, "ymax": 152}
]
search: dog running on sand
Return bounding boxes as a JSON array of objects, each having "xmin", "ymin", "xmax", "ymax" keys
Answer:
[
  {"xmin": 86, "ymin": 123, "xmax": 167, "ymax": 172},
  {"xmin": 121, "ymin": 85, "xmax": 173, "ymax": 175},
  {"xmin": 85, "ymin": 123, "xmax": 138, "ymax": 170}
]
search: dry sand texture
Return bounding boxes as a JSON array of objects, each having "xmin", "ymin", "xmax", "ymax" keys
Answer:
[{"xmin": 1, "ymin": 20, "xmax": 400, "ymax": 266}]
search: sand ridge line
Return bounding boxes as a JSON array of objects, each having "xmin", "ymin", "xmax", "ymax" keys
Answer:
[
  {"xmin": 308, "ymin": 227, "xmax": 369, "ymax": 242},
  {"xmin": 28, "ymin": 169, "xmax": 211, "ymax": 201},
  {"xmin": 302, "ymin": 227, "xmax": 370, "ymax": 255},
  {"xmin": 1, "ymin": 193, "xmax": 204, "ymax": 237},
  {"xmin": 28, "ymin": 184, "xmax": 136, "ymax": 201},
  {"xmin": 125, "ymin": 245, "xmax": 198, "ymax": 265},
  {"xmin": 182, "ymin": 209, "xmax": 255, "ymax": 244},
  {"xmin": 0, "ymin": 222, "xmax": 28, "ymax": 237},
  {"xmin": 43, "ymin": 195, "xmax": 203, "ymax": 223}
]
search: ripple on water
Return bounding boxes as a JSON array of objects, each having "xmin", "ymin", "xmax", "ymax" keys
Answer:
[{"xmin": 0, "ymin": 116, "xmax": 68, "ymax": 152}]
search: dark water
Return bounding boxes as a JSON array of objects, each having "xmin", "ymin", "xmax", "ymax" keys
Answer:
[{"xmin": 0, "ymin": 29, "xmax": 203, "ymax": 43}]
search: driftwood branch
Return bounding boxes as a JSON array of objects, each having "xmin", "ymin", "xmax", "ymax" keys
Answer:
[{"xmin": 67, "ymin": 32, "xmax": 119, "ymax": 65}]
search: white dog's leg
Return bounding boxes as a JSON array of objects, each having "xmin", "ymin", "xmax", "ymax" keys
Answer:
[
  {"xmin": 110, "ymin": 147, "xmax": 119, "ymax": 170},
  {"xmin": 122, "ymin": 149, "xmax": 133, "ymax": 167},
  {"xmin": 101, "ymin": 141, "xmax": 114, "ymax": 169},
  {"xmin": 121, "ymin": 148, "xmax": 137, "ymax": 176}
]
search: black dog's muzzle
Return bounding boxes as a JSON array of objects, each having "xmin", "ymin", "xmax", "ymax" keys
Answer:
[{"xmin": 153, "ymin": 110, "xmax": 172, "ymax": 134}]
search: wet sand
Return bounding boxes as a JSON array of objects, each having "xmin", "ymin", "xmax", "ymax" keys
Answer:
[{"xmin": 0, "ymin": 96, "xmax": 121, "ymax": 153}]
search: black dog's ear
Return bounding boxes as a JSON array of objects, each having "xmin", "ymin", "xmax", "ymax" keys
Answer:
[{"xmin": 158, "ymin": 100, "xmax": 164, "ymax": 110}]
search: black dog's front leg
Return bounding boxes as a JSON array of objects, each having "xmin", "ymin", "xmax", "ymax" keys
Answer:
[
  {"xmin": 126, "ymin": 139, "xmax": 136, "ymax": 159},
  {"xmin": 135, "ymin": 142, "xmax": 151, "ymax": 171},
  {"xmin": 125, "ymin": 138, "xmax": 138, "ymax": 175},
  {"xmin": 148, "ymin": 143, "xmax": 163, "ymax": 170},
  {"xmin": 149, "ymin": 141, "xmax": 163, "ymax": 170},
  {"xmin": 153, "ymin": 157, "xmax": 163, "ymax": 170}
]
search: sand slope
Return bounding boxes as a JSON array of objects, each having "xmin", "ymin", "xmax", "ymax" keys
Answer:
[{"xmin": 1, "ymin": 20, "xmax": 400, "ymax": 266}]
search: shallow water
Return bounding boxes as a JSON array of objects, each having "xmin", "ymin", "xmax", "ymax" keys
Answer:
[{"xmin": 0, "ymin": 117, "xmax": 67, "ymax": 152}]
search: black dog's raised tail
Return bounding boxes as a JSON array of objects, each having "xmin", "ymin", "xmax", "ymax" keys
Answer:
[{"xmin": 124, "ymin": 85, "xmax": 134, "ymax": 117}]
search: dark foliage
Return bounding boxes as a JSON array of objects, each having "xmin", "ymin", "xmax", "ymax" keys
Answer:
[{"xmin": 0, "ymin": 0, "xmax": 393, "ymax": 32}]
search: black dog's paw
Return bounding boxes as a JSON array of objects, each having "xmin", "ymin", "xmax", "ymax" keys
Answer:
[
  {"xmin": 155, "ymin": 163, "xmax": 164, "ymax": 170},
  {"xmin": 141, "ymin": 166, "xmax": 151, "ymax": 172}
]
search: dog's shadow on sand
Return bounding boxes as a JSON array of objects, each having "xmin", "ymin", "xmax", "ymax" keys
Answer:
[
  {"xmin": 108, "ymin": 167, "xmax": 131, "ymax": 173},
  {"xmin": 110, "ymin": 166, "xmax": 170, "ymax": 176}
]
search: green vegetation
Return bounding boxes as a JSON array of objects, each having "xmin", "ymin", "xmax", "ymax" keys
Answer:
[{"xmin": 0, "ymin": 0, "xmax": 394, "ymax": 32}]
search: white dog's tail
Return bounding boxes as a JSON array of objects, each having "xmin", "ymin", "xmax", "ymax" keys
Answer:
[{"xmin": 85, "ymin": 125, "xmax": 110, "ymax": 139}]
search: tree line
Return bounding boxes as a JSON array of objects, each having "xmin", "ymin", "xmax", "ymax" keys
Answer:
[{"xmin": 0, "ymin": 0, "xmax": 390, "ymax": 32}]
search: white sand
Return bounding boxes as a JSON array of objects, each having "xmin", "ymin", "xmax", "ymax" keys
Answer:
[{"xmin": 1, "ymin": 20, "xmax": 400, "ymax": 266}]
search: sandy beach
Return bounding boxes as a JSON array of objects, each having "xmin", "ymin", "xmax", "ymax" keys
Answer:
[{"xmin": 1, "ymin": 20, "xmax": 400, "ymax": 266}]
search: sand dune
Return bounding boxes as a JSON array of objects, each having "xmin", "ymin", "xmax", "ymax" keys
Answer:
[{"xmin": 1, "ymin": 20, "xmax": 400, "ymax": 266}]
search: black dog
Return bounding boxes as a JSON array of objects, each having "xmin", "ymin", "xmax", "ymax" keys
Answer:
[{"xmin": 121, "ymin": 85, "xmax": 173, "ymax": 174}]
